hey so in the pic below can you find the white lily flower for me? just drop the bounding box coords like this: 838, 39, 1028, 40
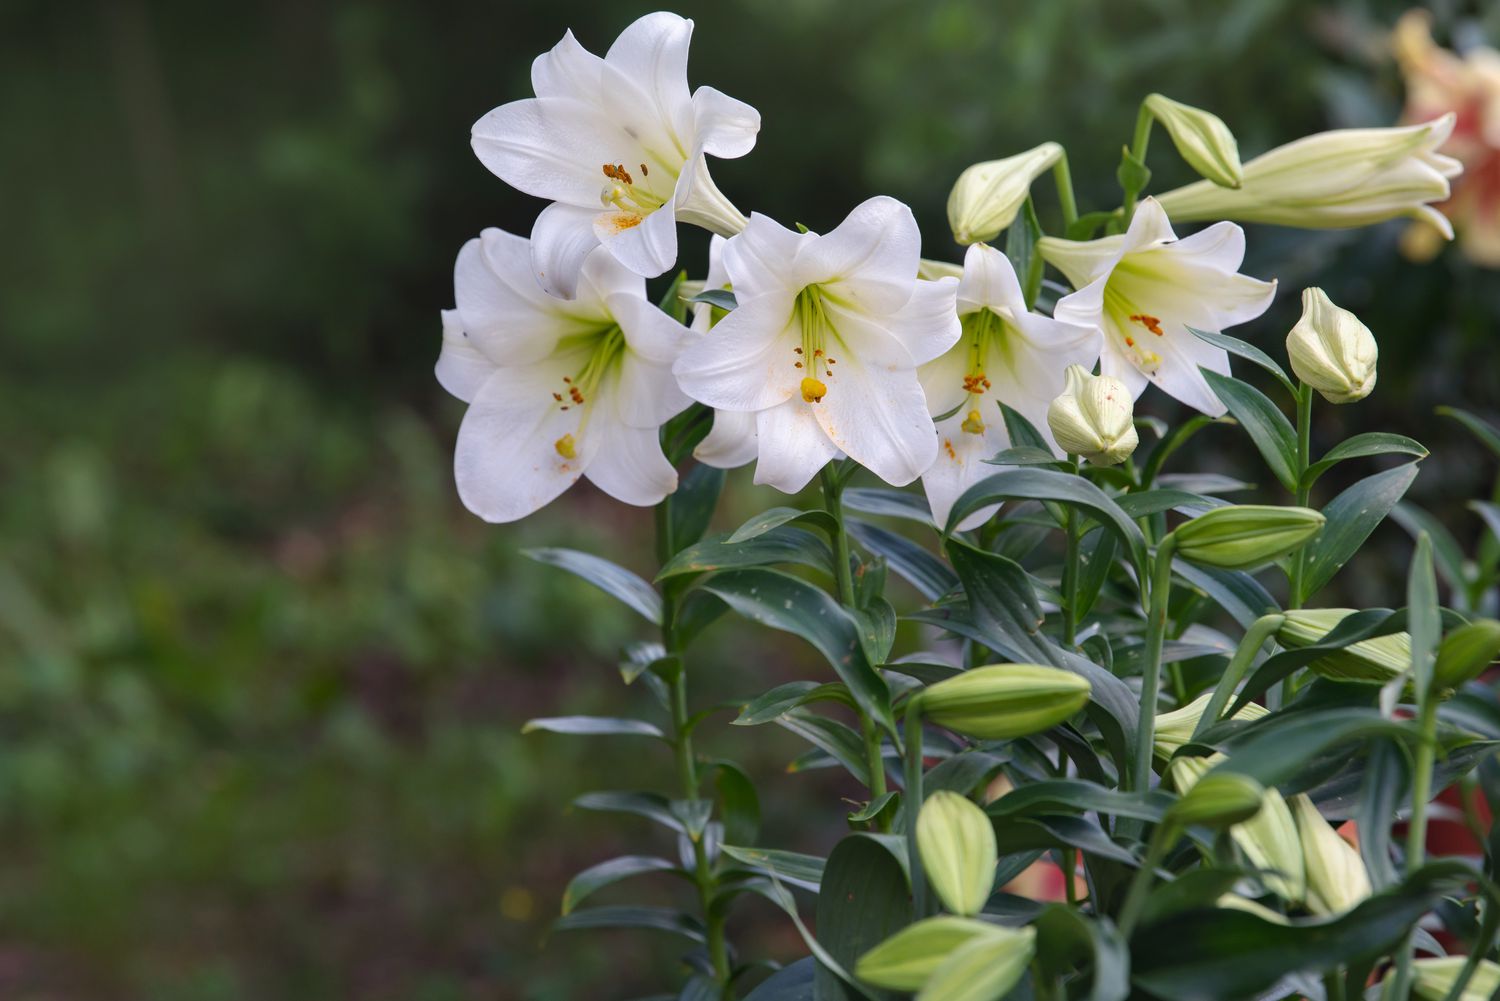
1039, 198, 1276, 415
471, 13, 760, 298
437, 229, 691, 522
1154, 115, 1462, 237
688, 235, 761, 470
673, 196, 961, 493
918, 244, 1100, 529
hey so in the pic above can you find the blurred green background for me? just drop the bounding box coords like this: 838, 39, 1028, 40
3, 0, 1498, 997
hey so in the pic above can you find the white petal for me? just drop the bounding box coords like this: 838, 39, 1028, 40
814, 355, 937, 487
613, 352, 692, 428
918, 343, 971, 419
435, 309, 496, 403
584, 421, 678, 507
887, 277, 962, 366
1118, 197, 1179, 254
470, 97, 617, 206
1145, 335, 1231, 416
924, 418, 1006, 531
691, 86, 760, 159
1161, 220, 1247, 273
673, 291, 799, 411
531, 203, 605, 300
453, 363, 594, 523
1052, 273, 1108, 333
531, 30, 604, 101
456, 229, 587, 363
956, 243, 1026, 316
595, 200, 678, 279
608, 291, 689, 366
695, 409, 758, 468
1038, 234, 1127, 290
986, 312, 1104, 453
798, 196, 922, 313
604, 12, 695, 146
723, 213, 813, 301
1097, 341, 1152, 402
753, 399, 840, 494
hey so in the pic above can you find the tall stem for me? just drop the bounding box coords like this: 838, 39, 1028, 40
904, 705, 928, 917
1120, 102, 1155, 220
1195, 614, 1285, 740
1062, 458, 1082, 647
1132, 536, 1177, 792
1052, 153, 1080, 229
1386, 697, 1440, 1000
1289, 383, 1314, 609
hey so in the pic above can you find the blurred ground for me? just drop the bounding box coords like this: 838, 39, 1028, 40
2, 1, 1498, 998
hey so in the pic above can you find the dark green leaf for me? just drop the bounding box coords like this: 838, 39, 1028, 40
702, 569, 893, 733
1006, 197, 1046, 308
1034, 905, 1130, 1001
848, 791, 899, 824
1212, 708, 1411, 789
666, 462, 726, 557
993, 814, 1139, 865
689, 288, 738, 311
728, 506, 839, 544
1409, 533, 1440, 699
1201, 369, 1298, 492
1300, 463, 1420, 600
523, 716, 665, 740
745, 957, 817, 1000
562, 856, 680, 914
1473, 501, 1500, 544
554, 905, 706, 943
721, 844, 826, 892
1438, 406, 1500, 458
574, 791, 685, 833
659, 528, 834, 580
1074, 527, 1118, 623
1302, 433, 1427, 492
842, 488, 935, 526
1392, 502, 1471, 599
1171, 562, 1279, 629
524, 547, 661, 625
983, 446, 1064, 467
1000, 401, 1052, 452
845, 519, 955, 601
734, 681, 852, 726
1115, 489, 1228, 519
814, 835, 911, 1000
1188, 327, 1294, 394
777, 709, 871, 786
987, 780, 1171, 822
710, 759, 761, 846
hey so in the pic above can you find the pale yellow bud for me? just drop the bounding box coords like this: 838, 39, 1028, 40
855, 917, 1021, 991
1400, 957, 1500, 1001
1153, 692, 1268, 759
1278, 608, 1411, 685
919, 664, 1092, 740
1170, 755, 1306, 902
915, 928, 1035, 1001
1286, 288, 1378, 403
1290, 794, 1370, 916
1145, 93, 1243, 188
1047, 364, 1138, 466
916, 791, 998, 917
947, 142, 1063, 245
1168, 769, 1265, 828
1170, 505, 1325, 571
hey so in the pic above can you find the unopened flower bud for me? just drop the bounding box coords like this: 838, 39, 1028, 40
1047, 365, 1138, 466
1399, 957, 1500, 1001
947, 142, 1063, 245
1291, 794, 1370, 916
919, 664, 1092, 740
916, 791, 997, 917
1145, 93, 1243, 189
1170, 505, 1325, 571
856, 916, 1016, 991
1434, 620, 1500, 690
1170, 755, 1305, 901
916, 928, 1035, 1001
1168, 769, 1265, 829
1287, 288, 1378, 404
1278, 608, 1411, 684
1153, 692, 1268, 758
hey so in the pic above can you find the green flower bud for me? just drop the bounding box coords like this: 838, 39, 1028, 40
1216, 893, 1292, 925
1278, 608, 1411, 684
1153, 692, 1268, 759
1145, 93, 1243, 189
1170, 756, 1304, 900
1400, 957, 1500, 1001
1168, 768, 1266, 829
1291, 794, 1370, 916
1170, 505, 1325, 571
919, 664, 1092, 740
856, 917, 1014, 991
915, 926, 1035, 1001
947, 142, 1063, 245
1434, 619, 1500, 690
1287, 288, 1378, 404
1047, 364, 1139, 466
916, 791, 997, 917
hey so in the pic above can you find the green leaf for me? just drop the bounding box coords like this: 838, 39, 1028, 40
1408, 533, 1440, 699
1074, 527, 1118, 623
573, 791, 685, 833
848, 791, 899, 825
843, 488, 935, 526
1115, 489, 1227, 519
1301, 433, 1427, 493
1201, 369, 1298, 492
523, 548, 661, 625
1299, 463, 1420, 600
561, 855, 680, 914
993, 814, 1139, 865
721, 844, 826, 892
1188, 327, 1294, 394
1006, 197, 1046, 309
1034, 905, 1129, 1001
657, 269, 689, 322
815, 835, 912, 1000
983, 445, 1064, 468
1438, 406, 1500, 458
776, 709, 871, 786
659, 528, 834, 580
1392, 502, 1471, 598
745, 957, 817, 1000
701, 568, 893, 733
1473, 501, 1500, 544
554, 905, 705, 943
847, 519, 957, 601
987, 780, 1171, 823
522, 716, 665, 740
709, 759, 761, 846
947, 468, 1147, 578
1211, 707, 1411, 789
689, 288, 738, 311
1000, 401, 1052, 452
734, 681, 853, 726
1171, 562, 1279, 629
1130, 862, 1477, 1001
728, 506, 839, 544
667, 463, 726, 557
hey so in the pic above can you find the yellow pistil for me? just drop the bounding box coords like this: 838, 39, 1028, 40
801, 377, 827, 403
554, 434, 577, 459
961, 409, 985, 434
792, 286, 837, 402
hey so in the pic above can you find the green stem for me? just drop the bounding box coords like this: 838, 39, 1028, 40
1062, 480, 1081, 647
1052, 153, 1079, 229
1195, 614, 1286, 740
1387, 696, 1440, 1001
1289, 382, 1314, 610
1063, 848, 1080, 907
904, 704, 929, 916
1118, 822, 1176, 937
1120, 102, 1155, 220
1132, 535, 1177, 792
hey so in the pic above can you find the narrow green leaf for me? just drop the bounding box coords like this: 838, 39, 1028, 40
847, 519, 957, 601
554, 905, 705, 943
1391, 502, 1471, 599
843, 488, 936, 526
1034, 905, 1130, 1001
667, 462, 726, 556
987, 779, 1171, 823
776, 709, 871, 786
523, 716, 665, 739
1409, 533, 1440, 699
659, 528, 834, 580
734, 681, 852, 726
573, 791, 684, 833
1301, 433, 1428, 493
744, 957, 818, 1000
1201, 369, 1298, 492
562, 856, 680, 914
1473, 501, 1500, 544
1189, 327, 1295, 394
721, 844, 826, 892
709, 759, 761, 846
999, 401, 1052, 452
727, 506, 839, 544
1006, 197, 1046, 309
1115, 489, 1228, 519
1437, 406, 1500, 458
689, 288, 738, 311
1171, 562, 1279, 629
983, 445, 1064, 467
523, 548, 661, 625
1300, 463, 1420, 599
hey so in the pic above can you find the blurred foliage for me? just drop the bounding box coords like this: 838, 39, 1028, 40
0, 0, 1497, 997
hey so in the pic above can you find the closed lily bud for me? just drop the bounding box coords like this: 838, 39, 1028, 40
1047, 364, 1138, 466
1434, 620, 1500, 690
1290, 794, 1370, 916
916, 928, 1035, 1001
1153, 692, 1268, 758
1145, 93, 1243, 188
1286, 288, 1378, 403
1170, 755, 1306, 902
1278, 608, 1412, 684
916, 791, 997, 917
1168, 769, 1265, 829
919, 664, 1092, 740
1170, 505, 1325, 571
1400, 957, 1500, 1001
856, 916, 1016, 991
947, 141, 1063, 245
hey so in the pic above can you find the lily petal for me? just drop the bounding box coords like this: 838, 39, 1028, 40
925, 417, 1006, 531
723, 213, 815, 301
888, 276, 962, 366
696, 409, 758, 469
798, 196, 923, 313
470, 97, 617, 207
753, 399, 840, 493
595, 197, 678, 279
584, 420, 679, 507
814, 353, 937, 487
435, 309, 496, 404
531, 203, 607, 300
531, 29, 604, 101
604, 12, 695, 147
691, 85, 761, 159
457, 228, 596, 362
673, 291, 799, 411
